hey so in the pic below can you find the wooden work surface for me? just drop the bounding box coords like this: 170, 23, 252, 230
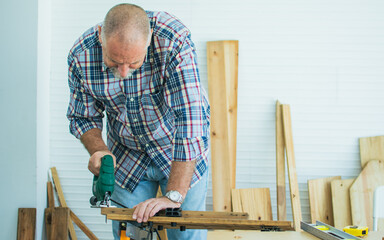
208, 230, 384, 240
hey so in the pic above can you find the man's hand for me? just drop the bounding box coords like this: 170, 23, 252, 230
132, 197, 181, 223
88, 150, 116, 176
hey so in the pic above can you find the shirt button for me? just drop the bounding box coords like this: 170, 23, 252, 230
133, 118, 138, 122
130, 98, 134, 102
139, 135, 142, 138
146, 144, 149, 147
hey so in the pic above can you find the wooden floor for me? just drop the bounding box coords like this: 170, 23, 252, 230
207, 230, 384, 240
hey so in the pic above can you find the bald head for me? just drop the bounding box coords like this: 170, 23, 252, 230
101, 4, 150, 46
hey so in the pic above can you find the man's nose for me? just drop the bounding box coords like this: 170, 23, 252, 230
118, 64, 130, 77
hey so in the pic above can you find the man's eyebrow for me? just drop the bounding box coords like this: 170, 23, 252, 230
106, 54, 141, 65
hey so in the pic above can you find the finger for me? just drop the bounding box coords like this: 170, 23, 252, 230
143, 201, 159, 222
135, 200, 151, 223
149, 203, 163, 218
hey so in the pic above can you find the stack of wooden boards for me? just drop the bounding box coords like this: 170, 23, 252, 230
46, 167, 98, 240
207, 41, 300, 231
307, 136, 384, 231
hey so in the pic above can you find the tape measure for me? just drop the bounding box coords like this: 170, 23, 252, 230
343, 226, 368, 237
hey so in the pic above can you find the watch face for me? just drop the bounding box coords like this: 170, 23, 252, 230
170, 191, 178, 200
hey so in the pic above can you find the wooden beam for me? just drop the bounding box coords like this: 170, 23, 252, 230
276, 101, 286, 221
17, 208, 36, 240
47, 181, 55, 208
50, 167, 77, 240
70, 211, 98, 240
281, 105, 302, 231
101, 208, 293, 231
207, 40, 239, 212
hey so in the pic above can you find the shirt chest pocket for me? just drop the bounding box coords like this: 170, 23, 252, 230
140, 88, 174, 135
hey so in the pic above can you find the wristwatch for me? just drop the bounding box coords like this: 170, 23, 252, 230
165, 190, 184, 204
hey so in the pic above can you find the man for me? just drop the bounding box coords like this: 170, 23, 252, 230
66, 3, 210, 240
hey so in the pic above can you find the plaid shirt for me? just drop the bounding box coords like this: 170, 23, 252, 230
67, 11, 210, 192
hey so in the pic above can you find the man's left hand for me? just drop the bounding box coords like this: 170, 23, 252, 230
132, 197, 181, 223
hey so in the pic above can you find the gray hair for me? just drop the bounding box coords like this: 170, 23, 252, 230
101, 3, 151, 46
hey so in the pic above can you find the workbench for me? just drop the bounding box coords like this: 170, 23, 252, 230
208, 230, 384, 240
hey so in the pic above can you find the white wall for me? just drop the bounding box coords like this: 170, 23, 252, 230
0, 0, 38, 239
49, 0, 384, 239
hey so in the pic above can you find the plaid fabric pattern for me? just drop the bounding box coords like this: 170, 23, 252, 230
67, 11, 210, 192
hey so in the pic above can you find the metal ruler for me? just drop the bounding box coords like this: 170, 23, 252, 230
301, 221, 362, 240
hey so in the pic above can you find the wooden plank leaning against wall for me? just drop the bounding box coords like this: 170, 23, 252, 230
207, 40, 239, 212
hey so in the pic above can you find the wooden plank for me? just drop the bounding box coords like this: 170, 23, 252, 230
237, 188, 273, 221
51, 167, 77, 240
350, 160, 384, 229
207, 40, 239, 212
70, 210, 98, 240
44, 208, 53, 240
17, 208, 36, 240
47, 181, 55, 208
331, 178, 355, 229
50, 207, 69, 240
281, 104, 302, 231
308, 176, 341, 225
231, 189, 243, 212
276, 100, 286, 221
103, 208, 248, 219
359, 136, 384, 168
101, 208, 293, 231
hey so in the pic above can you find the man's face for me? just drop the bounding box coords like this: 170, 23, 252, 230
100, 33, 148, 79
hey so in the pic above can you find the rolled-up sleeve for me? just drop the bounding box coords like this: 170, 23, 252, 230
165, 33, 208, 162
66, 53, 105, 139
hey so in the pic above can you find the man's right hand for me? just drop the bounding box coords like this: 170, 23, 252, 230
88, 150, 116, 176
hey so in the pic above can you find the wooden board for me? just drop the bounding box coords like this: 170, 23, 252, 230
17, 208, 36, 240
231, 189, 243, 213
207, 230, 384, 240
47, 181, 55, 208
281, 104, 302, 231
207, 40, 239, 212
231, 188, 272, 221
308, 176, 341, 225
49, 207, 69, 240
350, 160, 384, 229
276, 101, 286, 221
156, 186, 168, 240
331, 178, 355, 229
51, 167, 77, 240
359, 136, 384, 168
101, 208, 293, 231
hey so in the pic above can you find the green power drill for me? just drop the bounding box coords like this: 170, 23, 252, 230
89, 155, 115, 208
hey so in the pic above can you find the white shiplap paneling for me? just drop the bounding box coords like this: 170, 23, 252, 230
49, 0, 384, 238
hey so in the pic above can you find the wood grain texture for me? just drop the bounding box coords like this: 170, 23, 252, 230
276, 101, 286, 221
101, 208, 293, 231
207, 40, 239, 212
331, 178, 355, 229
308, 176, 341, 225
50, 167, 77, 240
359, 136, 384, 168
47, 181, 55, 208
17, 208, 36, 240
50, 207, 69, 240
231, 189, 243, 213
350, 160, 384, 229
281, 104, 302, 231
232, 188, 273, 221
